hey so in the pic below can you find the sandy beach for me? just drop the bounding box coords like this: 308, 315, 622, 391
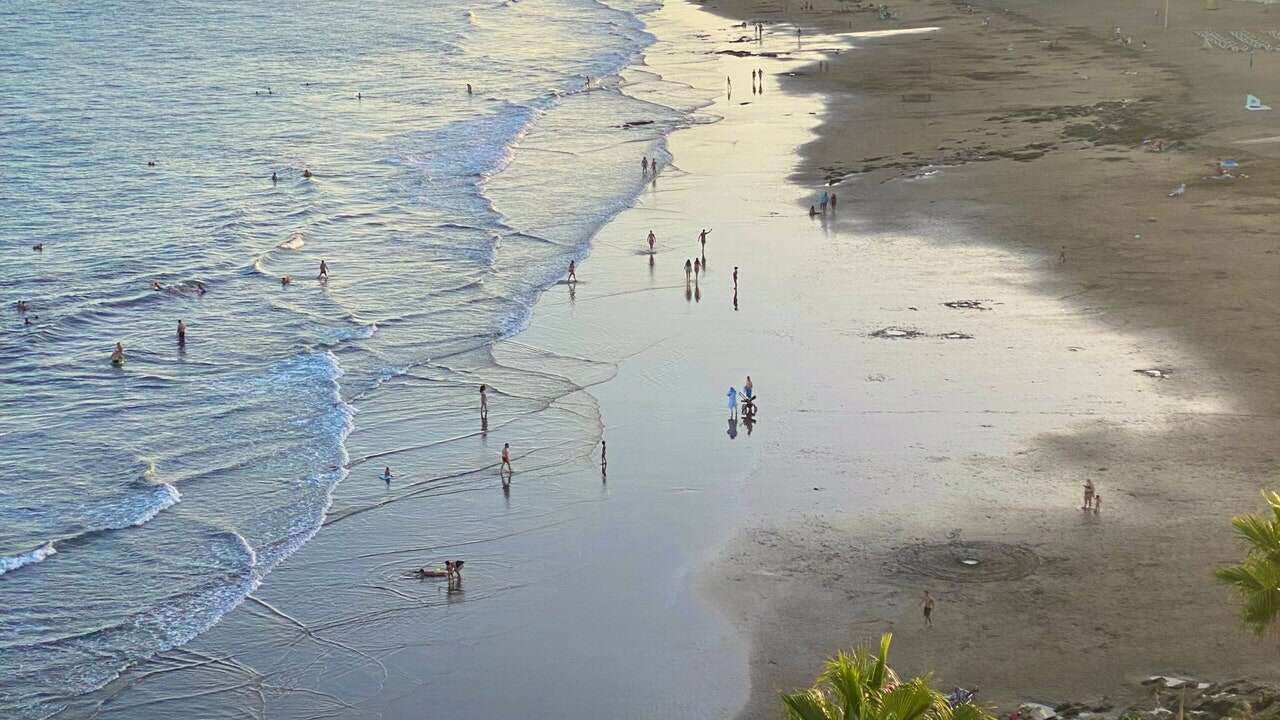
691, 0, 1280, 716
37, 0, 1280, 718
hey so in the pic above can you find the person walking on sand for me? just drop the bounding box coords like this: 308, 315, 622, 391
733, 266, 739, 290
694, 257, 701, 276
647, 230, 656, 253
727, 386, 739, 419
1082, 478, 1095, 510
318, 260, 328, 280
685, 259, 693, 281
743, 375, 753, 399
567, 260, 577, 283
177, 320, 186, 344
479, 384, 489, 421
1093, 494, 1102, 514
922, 591, 935, 626
699, 228, 710, 251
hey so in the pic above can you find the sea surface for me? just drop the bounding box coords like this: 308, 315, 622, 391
0, 0, 700, 714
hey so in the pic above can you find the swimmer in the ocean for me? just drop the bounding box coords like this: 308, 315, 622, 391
33, 244, 43, 252
303, 168, 313, 179
152, 281, 163, 291
281, 275, 292, 286
318, 260, 328, 279
16, 301, 28, 313
111, 342, 126, 365
177, 320, 186, 343
271, 172, 278, 184
194, 281, 207, 295
381, 466, 393, 482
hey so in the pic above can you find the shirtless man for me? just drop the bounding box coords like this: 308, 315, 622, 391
318, 260, 328, 280
922, 591, 935, 626
568, 260, 577, 283
501, 443, 512, 479
647, 230, 656, 253
480, 384, 489, 420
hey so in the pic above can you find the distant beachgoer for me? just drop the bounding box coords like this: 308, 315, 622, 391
923, 591, 935, 625
480, 384, 489, 420
15, 301, 28, 313
33, 243, 43, 252
467, 83, 473, 95
744, 375, 753, 399
177, 320, 186, 343
641, 156, 648, 175
318, 260, 328, 279
727, 386, 739, 418
809, 205, 817, 217
152, 281, 162, 291
381, 466, 393, 482
647, 230, 656, 252
111, 342, 126, 366
357, 92, 362, 100
414, 567, 448, 578
303, 168, 312, 179
271, 172, 278, 183
501, 443, 512, 475
733, 290, 738, 311
1093, 494, 1102, 514
1083, 479, 1095, 510
194, 281, 207, 296
820, 191, 829, 212
601, 440, 607, 475
449, 560, 465, 588
694, 258, 701, 276
685, 259, 693, 280
733, 266, 738, 289
281, 275, 292, 286
699, 228, 710, 250
830, 194, 837, 210
568, 260, 577, 283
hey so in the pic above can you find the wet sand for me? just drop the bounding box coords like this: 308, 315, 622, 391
692, 0, 1280, 716
51, 1, 1280, 718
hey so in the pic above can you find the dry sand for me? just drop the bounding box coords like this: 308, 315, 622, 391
692, 0, 1280, 716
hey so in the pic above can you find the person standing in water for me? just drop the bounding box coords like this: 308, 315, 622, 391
382, 466, 393, 483
479, 384, 489, 421
271, 172, 278, 184
177, 320, 186, 344
922, 591, 935, 626
501, 443, 512, 476
685, 259, 693, 281
568, 260, 577, 283
694, 258, 701, 277
699, 228, 710, 252
466, 83, 473, 95
111, 342, 126, 366
318, 260, 328, 280
647, 230, 656, 253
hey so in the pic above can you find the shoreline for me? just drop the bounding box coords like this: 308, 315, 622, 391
29, 0, 1280, 717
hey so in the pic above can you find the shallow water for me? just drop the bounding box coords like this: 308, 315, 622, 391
0, 0, 703, 714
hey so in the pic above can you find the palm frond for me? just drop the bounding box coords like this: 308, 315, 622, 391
783, 688, 839, 720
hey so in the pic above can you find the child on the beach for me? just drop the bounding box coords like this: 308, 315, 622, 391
1093, 494, 1102, 514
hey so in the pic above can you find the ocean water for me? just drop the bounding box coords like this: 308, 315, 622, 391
0, 0, 700, 714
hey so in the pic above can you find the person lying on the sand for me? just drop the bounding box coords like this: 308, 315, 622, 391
413, 567, 449, 578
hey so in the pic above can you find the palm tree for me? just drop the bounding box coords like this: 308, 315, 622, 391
1215, 491, 1280, 636
781, 634, 994, 720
